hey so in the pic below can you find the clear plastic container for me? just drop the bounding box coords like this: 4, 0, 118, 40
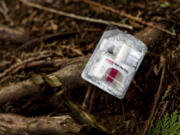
81, 28, 147, 99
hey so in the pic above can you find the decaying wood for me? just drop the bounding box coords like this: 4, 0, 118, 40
0, 80, 40, 105
0, 56, 88, 105
0, 26, 29, 43
51, 56, 89, 90
0, 24, 167, 105
0, 24, 168, 134
135, 26, 163, 48
65, 100, 110, 133
0, 114, 83, 135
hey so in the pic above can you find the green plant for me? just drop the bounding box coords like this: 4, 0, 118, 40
147, 110, 180, 135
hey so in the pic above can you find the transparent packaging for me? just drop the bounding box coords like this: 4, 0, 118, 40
81, 28, 147, 99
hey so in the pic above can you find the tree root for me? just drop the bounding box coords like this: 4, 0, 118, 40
0, 114, 83, 135
0, 25, 29, 43
0, 56, 89, 105
0, 24, 169, 134
0, 22, 167, 104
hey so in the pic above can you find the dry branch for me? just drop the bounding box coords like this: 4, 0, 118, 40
142, 56, 166, 135
0, 24, 168, 133
0, 56, 88, 105
0, 114, 82, 135
0, 60, 10, 72
0, 24, 167, 105
16, 32, 76, 52
0, 80, 39, 105
0, 25, 29, 43
83, 0, 176, 36
19, 0, 133, 30
0, 1, 13, 24
0, 52, 53, 80
65, 100, 110, 133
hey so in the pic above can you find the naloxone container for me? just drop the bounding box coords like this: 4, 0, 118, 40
81, 29, 147, 99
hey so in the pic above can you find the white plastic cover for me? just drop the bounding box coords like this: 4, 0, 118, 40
81, 29, 147, 99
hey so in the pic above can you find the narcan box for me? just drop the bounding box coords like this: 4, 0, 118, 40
81, 29, 147, 99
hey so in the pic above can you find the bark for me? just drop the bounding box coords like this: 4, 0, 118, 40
0, 80, 40, 104
0, 60, 10, 72
65, 100, 110, 133
52, 56, 89, 90
135, 25, 163, 48
0, 56, 88, 105
0, 26, 30, 43
0, 114, 82, 135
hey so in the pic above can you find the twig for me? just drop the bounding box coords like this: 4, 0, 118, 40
83, 0, 176, 36
82, 85, 92, 109
0, 24, 164, 118
0, 56, 88, 105
0, 24, 164, 110
58, 45, 84, 56
0, 61, 10, 72
132, 80, 144, 94
142, 56, 166, 135
16, 32, 76, 52
19, 0, 132, 30
121, 101, 125, 121
0, 0, 13, 24
151, 85, 172, 127
0, 51, 68, 84
88, 87, 96, 112
0, 52, 52, 80
65, 100, 110, 133
0, 25, 30, 43
158, 101, 169, 118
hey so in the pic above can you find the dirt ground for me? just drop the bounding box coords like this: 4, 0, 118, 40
0, 0, 179, 135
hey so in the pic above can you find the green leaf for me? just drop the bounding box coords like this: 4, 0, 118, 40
147, 110, 180, 135
51, 41, 58, 46
160, 1, 170, 8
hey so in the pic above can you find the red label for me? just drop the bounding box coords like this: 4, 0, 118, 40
106, 58, 114, 64
107, 68, 118, 82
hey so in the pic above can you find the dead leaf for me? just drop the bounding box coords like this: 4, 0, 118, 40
50, 20, 58, 31
153, 65, 159, 76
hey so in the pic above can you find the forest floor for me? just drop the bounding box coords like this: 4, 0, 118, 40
0, 0, 179, 135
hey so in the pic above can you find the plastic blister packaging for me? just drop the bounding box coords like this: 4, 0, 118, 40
81, 28, 147, 99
